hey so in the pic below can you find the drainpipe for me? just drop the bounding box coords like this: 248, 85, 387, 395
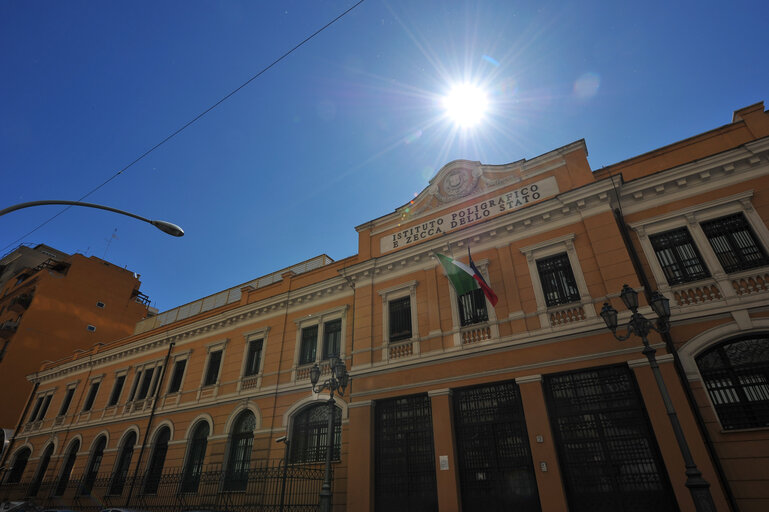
0, 380, 38, 483
612, 206, 739, 512
124, 341, 174, 506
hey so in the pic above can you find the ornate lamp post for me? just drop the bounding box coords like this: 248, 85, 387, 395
600, 285, 716, 512
309, 357, 348, 512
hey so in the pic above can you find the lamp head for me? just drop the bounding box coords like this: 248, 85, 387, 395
620, 284, 639, 311
600, 302, 619, 332
309, 363, 321, 387
151, 220, 185, 237
649, 291, 671, 320
336, 360, 348, 392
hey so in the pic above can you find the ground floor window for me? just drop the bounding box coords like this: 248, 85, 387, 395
544, 365, 676, 512
290, 402, 341, 463
453, 381, 540, 512
374, 394, 437, 512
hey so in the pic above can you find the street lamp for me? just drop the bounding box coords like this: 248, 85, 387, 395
0, 200, 184, 236
600, 285, 716, 512
276, 435, 290, 512
309, 357, 348, 512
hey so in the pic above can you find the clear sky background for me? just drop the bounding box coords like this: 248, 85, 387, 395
2, 0, 768, 313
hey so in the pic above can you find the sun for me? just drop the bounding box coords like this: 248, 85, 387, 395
442, 83, 489, 128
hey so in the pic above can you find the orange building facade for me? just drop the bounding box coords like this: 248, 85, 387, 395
0, 246, 153, 457
2, 102, 769, 512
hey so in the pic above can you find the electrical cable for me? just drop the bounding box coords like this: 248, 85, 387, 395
2, 0, 366, 252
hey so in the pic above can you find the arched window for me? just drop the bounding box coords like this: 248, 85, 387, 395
108, 432, 137, 496
28, 444, 54, 496
7, 447, 31, 484
696, 334, 769, 430
290, 403, 342, 464
54, 439, 80, 496
224, 411, 255, 491
143, 427, 170, 495
181, 421, 209, 493
80, 436, 106, 495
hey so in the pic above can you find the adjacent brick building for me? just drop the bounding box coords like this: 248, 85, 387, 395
2, 102, 769, 512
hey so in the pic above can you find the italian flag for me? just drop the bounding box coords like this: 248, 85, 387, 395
436, 251, 499, 307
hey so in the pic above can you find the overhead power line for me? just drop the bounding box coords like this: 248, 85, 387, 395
2, 0, 366, 252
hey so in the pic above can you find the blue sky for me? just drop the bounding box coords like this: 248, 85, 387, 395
2, 0, 768, 312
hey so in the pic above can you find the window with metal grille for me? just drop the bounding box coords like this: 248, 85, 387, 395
224, 411, 255, 491
7, 447, 30, 484
649, 227, 710, 284
459, 288, 488, 326
108, 375, 126, 406
544, 365, 676, 512
59, 386, 75, 416
453, 381, 540, 512
388, 296, 412, 342
204, 350, 222, 387
181, 421, 209, 493
299, 325, 318, 365
143, 427, 170, 494
536, 253, 580, 307
82, 381, 100, 411
168, 359, 187, 393
244, 339, 263, 376
28, 444, 53, 496
54, 439, 79, 496
323, 319, 342, 359
701, 213, 769, 272
696, 335, 769, 430
80, 436, 106, 495
375, 394, 438, 512
290, 403, 342, 463
109, 432, 136, 495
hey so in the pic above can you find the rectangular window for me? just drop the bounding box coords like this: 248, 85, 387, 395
701, 213, 769, 273
128, 370, 142, 401
204, 350, 222, 386
536, 253, 580, 307
168, 359, 187, 393
244, 339, 263, 376
82, 381, 100, 412
108, 375, 126, 406
322, 319, 342, 359
38, 394, 53, 420
388, 296, 412, 342
136, 367, 155, 400
148, 365, 163, 397
59, 387, 75, 416
650, 228, 710, 284
28, 397, 43, 423
299, 325, 318, 365
458, 288, 488, 326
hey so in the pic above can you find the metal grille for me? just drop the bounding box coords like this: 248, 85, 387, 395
458, 288, 488, 326
7, 448, 30, 484
54, 440, 80, 496
388, 296, 412, 341
536, 253, 580, 307
144, 428, 171, 494
650, 228, 710, 284
696, 335, 769, 429
375, 394, 438, 512
80, 436, 106, 495
701, 213, 769, 273
180, 422, 209, 493
289, 403, 342, 463
453, 381, 540, 512
28, 444, 53, 496
224, 411, 256, 491
544, 365, 677, 512
109, 432, 136, 495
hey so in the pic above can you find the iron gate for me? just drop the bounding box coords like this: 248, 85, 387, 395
374, 394, 438, 512
544, 365, 677, 512
453, 381, 540, 512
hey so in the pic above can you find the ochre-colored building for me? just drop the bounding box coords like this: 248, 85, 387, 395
2, 102, 769, 512
0, 246, 153, 456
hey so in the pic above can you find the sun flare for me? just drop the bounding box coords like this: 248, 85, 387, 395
442, 84, 489, 128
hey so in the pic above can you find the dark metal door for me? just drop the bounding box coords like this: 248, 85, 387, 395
375, 394, 438, 512
453, 381, 541, 512
544, 365, 678, 512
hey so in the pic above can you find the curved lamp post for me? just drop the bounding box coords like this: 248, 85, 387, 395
600, 285, 716, 512
0, 200, 184, 237
309, 357, 348, 512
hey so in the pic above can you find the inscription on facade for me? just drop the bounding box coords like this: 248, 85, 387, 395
380, 176, 559, 253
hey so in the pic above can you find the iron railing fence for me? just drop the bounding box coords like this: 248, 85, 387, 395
0, 462, 328, 512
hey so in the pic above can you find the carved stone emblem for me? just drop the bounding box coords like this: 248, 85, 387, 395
436, 167, 479, 203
